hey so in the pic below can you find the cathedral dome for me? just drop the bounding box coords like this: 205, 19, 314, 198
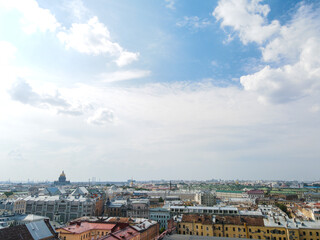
59, 171, 66, 182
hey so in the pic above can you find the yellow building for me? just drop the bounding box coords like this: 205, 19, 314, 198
177, 214, 320, 240
177, 215, 214, 237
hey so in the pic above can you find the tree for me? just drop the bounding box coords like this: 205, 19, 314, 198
275, 203, 292, 218
159, 227, 166, 234
159, 197, 164, 203
4, 192, 13, 197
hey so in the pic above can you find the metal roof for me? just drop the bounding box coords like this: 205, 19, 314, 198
26, 220, 54, 240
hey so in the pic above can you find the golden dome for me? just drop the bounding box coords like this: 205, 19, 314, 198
60, 171, 66, 177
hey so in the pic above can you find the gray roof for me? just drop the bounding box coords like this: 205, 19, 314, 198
26, 220, 54, 240
71, 187, 89, 196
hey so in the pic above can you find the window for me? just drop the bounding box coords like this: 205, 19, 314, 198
249, 229, 252, 232
233, 227, 235, 231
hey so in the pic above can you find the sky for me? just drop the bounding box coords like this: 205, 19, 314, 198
0, 0, 320, 182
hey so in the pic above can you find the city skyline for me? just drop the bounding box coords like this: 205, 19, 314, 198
0, 0, 320, 181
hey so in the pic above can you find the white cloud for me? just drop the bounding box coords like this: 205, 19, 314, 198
240, 5, 320, 103
1, 78, 320, 180
261, 4, 320, 63
8, 149, 24, 162
100, 70, 151, 83
8, 78, 86, 116
164, 0, 175, 10
213, 0, 280, 44
214, 1, 320, 104
310, 105, 320, 113
176, 16, 211, 30
115, 51, 140, 67
63, 0, 88, 21
87, 109, 115, 125
0, 0, 60, 34
57, 17, 139, 67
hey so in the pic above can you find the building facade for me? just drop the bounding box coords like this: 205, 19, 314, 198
25, 196, 96, 223
105, 199, 128, 217
0, 198, 26, 215
127, 199, 150, 219
149, 208, 171, 230
195, 192, 217, 206
177, 214, 320, 240
57, 221, 123, 240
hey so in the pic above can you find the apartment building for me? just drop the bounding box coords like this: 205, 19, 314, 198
57, 221, 123, 240
177, 214, 320, 240
0, 198, 26, 214
170, 206, 239, 216
149, 207, 171, 229
105, 199, 128, 217
25, 195, 96, 223
195, 192, 217, 206
127, 199, 150, 219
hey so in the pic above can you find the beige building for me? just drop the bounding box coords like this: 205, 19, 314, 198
0, 198, 26, 214
14, 198, 26, 214
195, 192, 216, 206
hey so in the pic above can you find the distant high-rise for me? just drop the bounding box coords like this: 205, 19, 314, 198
54, 171, 70, 185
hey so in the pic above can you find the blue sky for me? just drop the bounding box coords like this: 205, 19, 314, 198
0, 0, 320, 181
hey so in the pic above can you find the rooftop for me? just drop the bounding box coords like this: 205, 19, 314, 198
181, 215, 213, 225
214, 215, 264, 227
101, 226, 139, 240
58, 222, 117, 234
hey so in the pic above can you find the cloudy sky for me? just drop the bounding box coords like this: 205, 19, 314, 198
0, 0, 320, 182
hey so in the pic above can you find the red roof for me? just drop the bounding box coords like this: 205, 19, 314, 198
100, 226, 139, 240
247, 190, 264, 194
60, 222, 117, 234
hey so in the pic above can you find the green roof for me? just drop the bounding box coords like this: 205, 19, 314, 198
216, 190, 243, 193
